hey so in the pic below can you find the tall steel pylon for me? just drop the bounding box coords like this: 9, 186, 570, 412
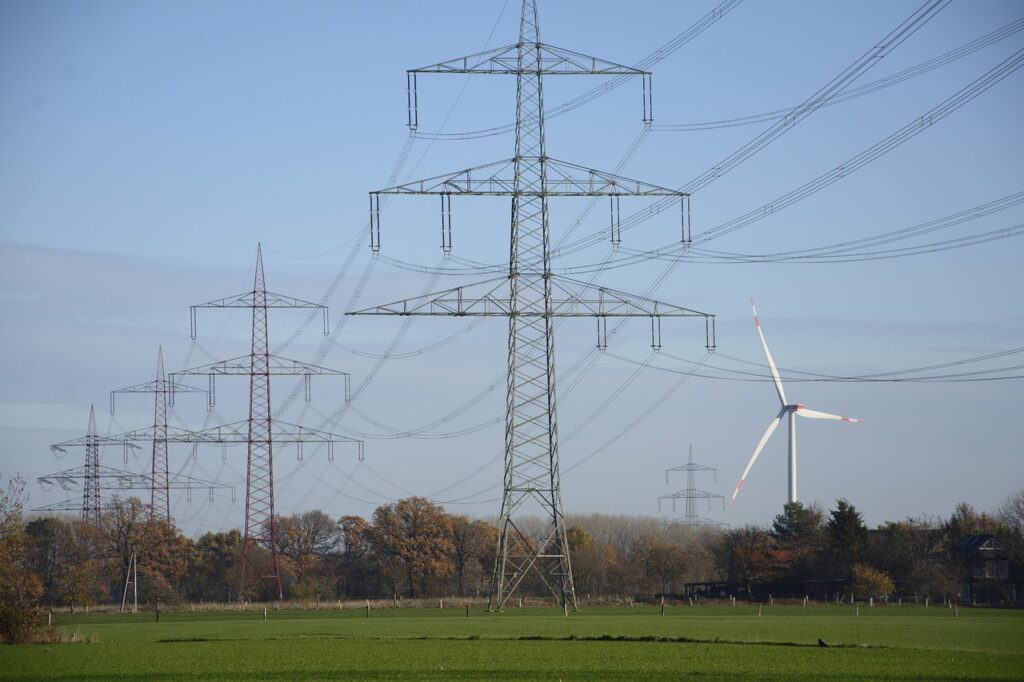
352, 0, 714, 611
42, 401, 232, 523
659, 444, 724, 527
48, 405, 134, 526
110, 347, 206, 522
245, 245, 275, 598
82, 406, 101, 526
189, 244, 358, 601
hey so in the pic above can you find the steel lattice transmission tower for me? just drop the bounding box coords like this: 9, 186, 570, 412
81, 406, 101, 525
189, 244, 358, 601
41, 405, 231, 522
659, 444, 724, 526
110, 347, 206, 522
47, 405, 134, 525
352, 0, 714, 611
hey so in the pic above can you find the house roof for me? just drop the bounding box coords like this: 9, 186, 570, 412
953, 534, 1006, 556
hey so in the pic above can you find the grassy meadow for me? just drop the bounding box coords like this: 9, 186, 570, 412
4, 604, 1023, 680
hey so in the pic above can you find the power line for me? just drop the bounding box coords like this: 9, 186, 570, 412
551, 48, 1024, 273
410, 0, 744, 141
605, 345, 1024, 383
548, 0, 952, 259
650, 18, 1024, 132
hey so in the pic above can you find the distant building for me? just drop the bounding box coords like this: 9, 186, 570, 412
952, 534, 1018, 603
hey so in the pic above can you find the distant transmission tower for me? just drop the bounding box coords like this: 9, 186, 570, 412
188, 244, 359, 601
658, 444, 724, 526
109, 347, 206, 522
352, 0, 714, 611
50, 406, 116, 526
40, 405, 231, 522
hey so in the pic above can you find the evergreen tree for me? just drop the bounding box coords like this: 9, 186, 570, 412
770, 502, 824, 587
826, 498, 868, 574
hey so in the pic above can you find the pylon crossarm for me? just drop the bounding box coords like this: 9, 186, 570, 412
37, 465, 230, 492
410, 44, 519, 74
550, 275, 712, 317
191, 291, 328, 338
372, 158, 682, 197
31, 496, 133, 513
660, 490, 722, 501
50, 436, 140, 451
193, 290, 325, 310
115, 425, 219, 444
348, 276, 509, 316
410, 42, 646, 76
38, 465, 141, 490
666, 463, 716, 474
110, 379, 205, 412
349, 274, 714, 318
194, 420, 363, 452
545, 159, 686, 196
173, 353, 349, 378
374, 159, 515, 195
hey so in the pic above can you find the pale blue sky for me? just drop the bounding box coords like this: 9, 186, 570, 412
1, 0, 1022, 535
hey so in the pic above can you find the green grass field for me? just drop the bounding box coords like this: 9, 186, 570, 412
5, 605, 1023, 680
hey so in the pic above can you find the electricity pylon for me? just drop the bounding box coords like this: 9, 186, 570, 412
351, 0, 714, 611
41, 405, 231, 522
658, 444, 724, 526
109, 347, 207, 522
46, 406, 134, 525
188, 244, 359, 601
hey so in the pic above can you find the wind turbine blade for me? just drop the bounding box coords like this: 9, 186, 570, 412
730, 408, 786, 505
751, 299, 787, 406
796, 406, 863, 422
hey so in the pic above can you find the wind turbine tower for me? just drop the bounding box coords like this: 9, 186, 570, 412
731, 300, 863, 505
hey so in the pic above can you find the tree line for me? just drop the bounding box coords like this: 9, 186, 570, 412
2, 472, 1022, 642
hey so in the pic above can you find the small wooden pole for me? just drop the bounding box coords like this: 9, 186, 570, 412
263, 607, 267, 621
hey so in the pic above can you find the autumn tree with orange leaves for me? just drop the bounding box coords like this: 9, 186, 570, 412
371, 497, 453, 598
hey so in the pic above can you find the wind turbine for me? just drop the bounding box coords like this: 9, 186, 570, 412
731, 300, 862, 505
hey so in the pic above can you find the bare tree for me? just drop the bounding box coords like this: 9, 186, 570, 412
996, 490, 1024, 535
449, 515, 496, 597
